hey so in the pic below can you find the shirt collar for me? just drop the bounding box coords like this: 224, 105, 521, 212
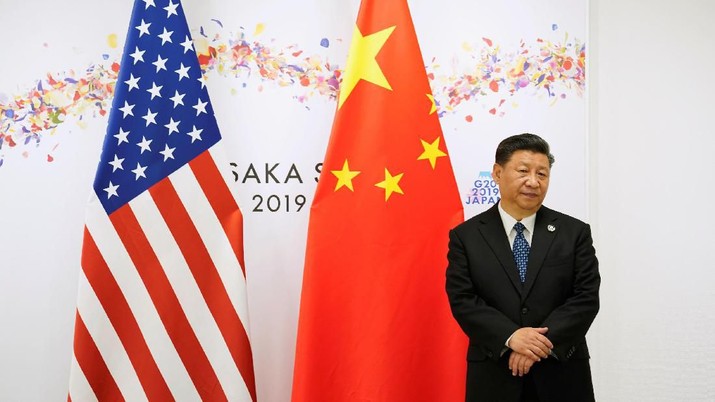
497, 202, 536, 236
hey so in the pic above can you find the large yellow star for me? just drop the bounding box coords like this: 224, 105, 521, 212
375, 168, 404, 201
338, 25, 396, 109
417, 137, 447, 169
331, 159, 361, 191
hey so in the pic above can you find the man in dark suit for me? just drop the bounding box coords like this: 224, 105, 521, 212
446, 133, 600, 402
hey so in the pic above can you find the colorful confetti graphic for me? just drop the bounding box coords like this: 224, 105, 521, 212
432, 34, 585, 119
0, 21, 585, 167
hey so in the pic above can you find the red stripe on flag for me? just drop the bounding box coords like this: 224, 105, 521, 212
81, 228, 174, 401
72, 311, 124, 402
110, 204, 226, 401
149, 176, 256, 402
189, 151, 257, 400
190, 151, 246, 274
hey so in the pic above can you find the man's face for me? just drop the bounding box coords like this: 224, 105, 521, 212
492, 150, 551, 219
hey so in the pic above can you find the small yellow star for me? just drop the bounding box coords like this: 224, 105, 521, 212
338, 24, 396, 109
331, 159, 361, 191
375, 168, 404, 201
426, 94, 437, 115
417, 137, 447, 169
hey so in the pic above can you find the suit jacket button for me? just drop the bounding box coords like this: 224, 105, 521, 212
521, 307, 528, 315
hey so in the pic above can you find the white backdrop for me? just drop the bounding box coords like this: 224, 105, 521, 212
17, 1, 713, 401
589, 0, 715, 400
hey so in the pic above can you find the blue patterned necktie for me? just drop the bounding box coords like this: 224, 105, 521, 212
513, 222, 530, 283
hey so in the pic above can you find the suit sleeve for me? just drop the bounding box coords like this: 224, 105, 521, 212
541, 223, 601, 360
445, 228, 519, 361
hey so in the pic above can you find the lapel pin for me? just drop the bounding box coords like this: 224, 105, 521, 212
547, 224, 556, 232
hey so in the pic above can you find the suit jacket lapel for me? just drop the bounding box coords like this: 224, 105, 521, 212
522, 206, 558, 300
478, 204, 523, 293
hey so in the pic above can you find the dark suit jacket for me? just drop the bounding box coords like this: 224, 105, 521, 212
446, 204, 600, 402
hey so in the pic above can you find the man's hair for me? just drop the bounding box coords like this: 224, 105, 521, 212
495, 133, 555, 167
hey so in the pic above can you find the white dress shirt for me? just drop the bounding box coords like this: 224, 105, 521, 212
497, 202, 536, 247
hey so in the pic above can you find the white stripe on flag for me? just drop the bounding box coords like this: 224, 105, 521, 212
129, 190, 246, 399
85, 199, 199, 400
170, 162, 251, 332
76, 270, 147, 402
68, 354, 99, 402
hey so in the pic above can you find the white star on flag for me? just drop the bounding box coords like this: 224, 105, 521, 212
103, 181, 119, 198
142, 108, 158, 126
147, 82, 163, 99
193, 98, 208, 116
187, 125, 203, 143
164, 1, 179, 17
119, 101, 135, 117
114, 128, 130, 145
137, 136, 153, 153
125, 74, 141, 91
160, 144, 176, 161
108, 155, 125, 172
180, 35, 193, 53
170, 90, 185, 107
135, 19, 151, 36
158, 27, 174, 45
165, 117, 180, 134
175, 62, 190, 80
129, 46, 145, 64
131, 162, 148, 179
153, 54, 168, 72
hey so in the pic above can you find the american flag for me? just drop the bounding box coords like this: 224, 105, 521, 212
68, 1, 256, 401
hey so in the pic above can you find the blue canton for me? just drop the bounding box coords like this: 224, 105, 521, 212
513, 222, 530, 283
94, 0, 221, 214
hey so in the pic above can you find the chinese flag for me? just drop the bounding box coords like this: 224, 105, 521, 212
292, 0, 467, 401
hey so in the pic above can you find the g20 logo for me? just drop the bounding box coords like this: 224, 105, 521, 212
465, 171, 500, 205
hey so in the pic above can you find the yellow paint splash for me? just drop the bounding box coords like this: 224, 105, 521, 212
107, 33, 118, 48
